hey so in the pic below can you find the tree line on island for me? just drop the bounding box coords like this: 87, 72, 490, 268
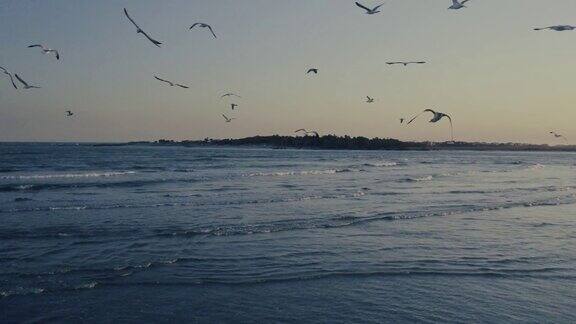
146, 135, 576, 152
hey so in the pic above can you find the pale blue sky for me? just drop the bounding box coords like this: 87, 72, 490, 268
1, 0, 576, 143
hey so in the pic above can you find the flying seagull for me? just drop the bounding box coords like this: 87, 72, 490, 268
124, 8, 162, 47
295, 129, 320, 137
366, 96, 375, 103
66, 110, 74, 117
407, 109, 454, 141
386, 61, 426, 66
28, 44, 60, 60
14, 74, 41, 89
355, 2, 384, 15
154, 76, 189, 88
231, 103, 239, 110
189, 23, 217, 39
448, 0, 471, 10
0, 66, 18, 89
550, 132, 567, 141
307, 68, 318, 74
222, 114, 235, 123
534, 25, 576, 31
221, 93, 242, 99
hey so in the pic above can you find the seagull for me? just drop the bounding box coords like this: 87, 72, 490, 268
407, 109, 454, 141
534, 25, 576, 31
366, 96, 375, 103
231, 103, 239, 110
154, 76, 189, 88
307, 68, 318, 74
295, 129, 320, 137
0, 66, 18, 89
448, 0, 470, 10
550, 132, 567, 141
66, 110, 74, 117
27, 44, 60, 60
14, 74, 41, 89
221, 93, 242, 99
222, 114, 235, 123
386, 61, 426, 66
355, 2, 384, 15
189, 23, 217, 39
124, 8, 162, 47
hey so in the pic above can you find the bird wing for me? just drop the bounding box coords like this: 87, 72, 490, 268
461, 0, 470, 4
1, 67, 18, 89
189, 23, 201, 29
373, 4, 384, 10
207, 25, 217, 38
141, 30, 162, 47
386, 62, 401, 65
7, 73, 18, 89
176, 84, 189, 89
154, 76, 172, 85
355, 2, 371, 11
452, 0, 460, 5
222, 114, 230, 121
295, 129, 307, 133
28, 44, 45, 49
407, 109, 434, 125
443, 114, 454, 141
53, 50, 60, 60
14, 74, 29, 87
154, 76, 168, 82
123, 8, 141, 30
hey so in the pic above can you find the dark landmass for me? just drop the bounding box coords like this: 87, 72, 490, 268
92, 135, 576, 152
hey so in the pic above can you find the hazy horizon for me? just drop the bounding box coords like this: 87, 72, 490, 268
1, 0, 575, 144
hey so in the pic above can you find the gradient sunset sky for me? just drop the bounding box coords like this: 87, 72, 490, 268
1, 0, 575, 143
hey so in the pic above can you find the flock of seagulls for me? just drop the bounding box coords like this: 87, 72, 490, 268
0, 1, 571, 142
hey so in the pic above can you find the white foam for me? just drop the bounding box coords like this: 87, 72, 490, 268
246, 169, 353, 177
1, 171, 136, 180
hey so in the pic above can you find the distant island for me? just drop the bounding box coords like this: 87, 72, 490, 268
96, 135, 576, 152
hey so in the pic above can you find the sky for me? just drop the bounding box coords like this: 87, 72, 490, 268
1, 0, 576, 143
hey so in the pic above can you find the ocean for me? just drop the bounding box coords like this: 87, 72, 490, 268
1, 143, 575, 323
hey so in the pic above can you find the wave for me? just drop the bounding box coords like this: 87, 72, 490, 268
0, 171, 136, 180
14, 197, 33, 202
152, 193, 576, 238
400, 176, 434, 182
0, 178, 198, 193
246, 168, 357, 177
1, 193, 363, 215
95, 267, 575, 289
363, 161, 398, 168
